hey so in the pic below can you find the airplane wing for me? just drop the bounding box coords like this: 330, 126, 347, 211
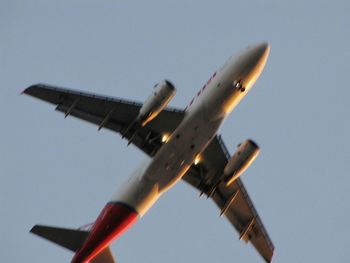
23, 84, 185, 156
182, 136, 274, 262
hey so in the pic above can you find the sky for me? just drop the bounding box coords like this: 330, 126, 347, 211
1, 1, 350, 262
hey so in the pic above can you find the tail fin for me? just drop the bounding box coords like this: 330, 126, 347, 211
30, 225, 116, 263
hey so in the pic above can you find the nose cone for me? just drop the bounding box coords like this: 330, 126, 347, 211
252, 42, 270, 58
238, 42, 270, 88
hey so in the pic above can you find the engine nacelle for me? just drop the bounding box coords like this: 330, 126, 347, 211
138, 80, 176, 127
223, 139, 260, 186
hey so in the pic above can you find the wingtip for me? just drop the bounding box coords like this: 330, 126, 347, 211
21, 84, 36, 95
29, 225, 38, 234
21, 83, 44, 95
21, 88, 29, 95
265, 250, 274, 263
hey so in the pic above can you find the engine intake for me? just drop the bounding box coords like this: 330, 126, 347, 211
138, 80, 176, 127
223, 139, 260, 186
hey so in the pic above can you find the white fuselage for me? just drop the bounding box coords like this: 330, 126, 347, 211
112, 43, 270, 216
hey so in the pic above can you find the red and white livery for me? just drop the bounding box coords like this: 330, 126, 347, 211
24, 43, 274, 263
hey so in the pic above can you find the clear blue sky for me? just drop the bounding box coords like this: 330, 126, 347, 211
1, 1, 349, 262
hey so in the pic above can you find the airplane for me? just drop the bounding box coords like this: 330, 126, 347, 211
23, 42, 274, 263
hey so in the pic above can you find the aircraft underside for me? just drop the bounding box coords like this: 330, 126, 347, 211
25, 42, 274, 263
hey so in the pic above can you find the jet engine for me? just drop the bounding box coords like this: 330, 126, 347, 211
223, 139, 260, 186
137, 80, 176, 127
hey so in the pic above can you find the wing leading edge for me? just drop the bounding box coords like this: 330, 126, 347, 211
183, 136, 274, 262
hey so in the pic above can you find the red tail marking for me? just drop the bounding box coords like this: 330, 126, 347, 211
71, 202, 138, 263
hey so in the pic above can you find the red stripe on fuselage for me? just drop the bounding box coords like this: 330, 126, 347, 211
71, 202, 138, 263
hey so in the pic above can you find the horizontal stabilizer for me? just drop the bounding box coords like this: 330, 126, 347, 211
30, 225, 89, 252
